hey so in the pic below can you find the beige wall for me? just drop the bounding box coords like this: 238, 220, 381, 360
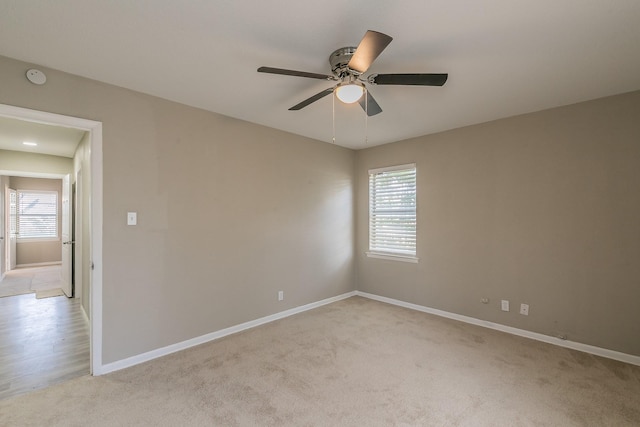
3, 51, 637, 365
0, 55, 355, 364
0, 148, 72, 175
356, 90, 640, 357
9, 176, 63, 266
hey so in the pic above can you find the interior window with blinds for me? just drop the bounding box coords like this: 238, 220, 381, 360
368, 164, 417, 261
17, 190, 58, 239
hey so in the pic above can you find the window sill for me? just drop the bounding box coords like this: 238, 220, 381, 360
17, 238, 60, 243
366, 252, 419, 263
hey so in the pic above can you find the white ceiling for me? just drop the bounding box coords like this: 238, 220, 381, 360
1, 1, 639, 149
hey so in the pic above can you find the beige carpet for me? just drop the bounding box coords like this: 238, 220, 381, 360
1, 296, 639, 426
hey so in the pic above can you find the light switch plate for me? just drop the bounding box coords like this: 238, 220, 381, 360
127, 212, 137, 226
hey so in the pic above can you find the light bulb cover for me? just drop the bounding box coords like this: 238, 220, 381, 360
335, 83, 365, 104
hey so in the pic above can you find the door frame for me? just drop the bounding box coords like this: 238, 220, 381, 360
0, 103, 103, 375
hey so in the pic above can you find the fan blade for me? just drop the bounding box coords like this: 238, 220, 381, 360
347, 30, 393, 74
258, 66, 334, 80
289, 88, 335, 110
371, 73, 448, 86
358, 90, 383, 116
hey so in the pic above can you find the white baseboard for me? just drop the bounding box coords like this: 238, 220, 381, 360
96, 289, 639, 375
15, 262, 62, 268
97, 291, 357, 375
81, 304, 89, 325
356, 291, 640, 367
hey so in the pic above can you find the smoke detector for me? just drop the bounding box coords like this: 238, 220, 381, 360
26, 69, 47, 85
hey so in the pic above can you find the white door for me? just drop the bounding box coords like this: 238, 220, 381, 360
74, 169, 83, 300
0, 182, 4, 277
9, 189, 17, 270
61, 174, 72, 297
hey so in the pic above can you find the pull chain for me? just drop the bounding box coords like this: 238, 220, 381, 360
365, 88, 368, 145
332, 92, 336, 144
332, 88, 369, 145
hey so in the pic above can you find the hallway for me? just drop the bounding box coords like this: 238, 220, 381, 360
0, 287, 89, 400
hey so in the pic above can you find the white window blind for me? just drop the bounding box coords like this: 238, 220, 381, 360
17, 190, 58, 239
369, 164, 416, 257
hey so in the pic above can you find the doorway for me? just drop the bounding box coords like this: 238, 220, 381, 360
3, 177, 68, 286
0, 103, 103, 378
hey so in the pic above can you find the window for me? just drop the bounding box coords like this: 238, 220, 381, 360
17, 190, 58, 240
368, 164, 417, 262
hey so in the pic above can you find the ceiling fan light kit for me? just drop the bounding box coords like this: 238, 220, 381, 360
335, 82, 365, 103
258, 30, 448, 117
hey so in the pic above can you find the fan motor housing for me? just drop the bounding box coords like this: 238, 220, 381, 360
329, 47, 357, 77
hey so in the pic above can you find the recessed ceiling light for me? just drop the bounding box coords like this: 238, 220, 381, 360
23, 141, 38, 146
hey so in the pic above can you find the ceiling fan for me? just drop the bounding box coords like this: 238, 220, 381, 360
258, 30, 448, 116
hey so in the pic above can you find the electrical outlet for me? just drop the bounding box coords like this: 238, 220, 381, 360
501, 300, 510, 312
278, 291, 284, 301
481, 298, 489, 304
520, 303, 529, 315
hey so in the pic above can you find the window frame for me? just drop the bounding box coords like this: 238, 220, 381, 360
16, 189, 60, 242
367, 163, 418, 263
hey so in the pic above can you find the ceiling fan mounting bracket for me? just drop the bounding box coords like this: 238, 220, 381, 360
329, 47, 359, 77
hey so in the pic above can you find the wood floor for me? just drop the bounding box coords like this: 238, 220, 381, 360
0, 292, 89, 400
